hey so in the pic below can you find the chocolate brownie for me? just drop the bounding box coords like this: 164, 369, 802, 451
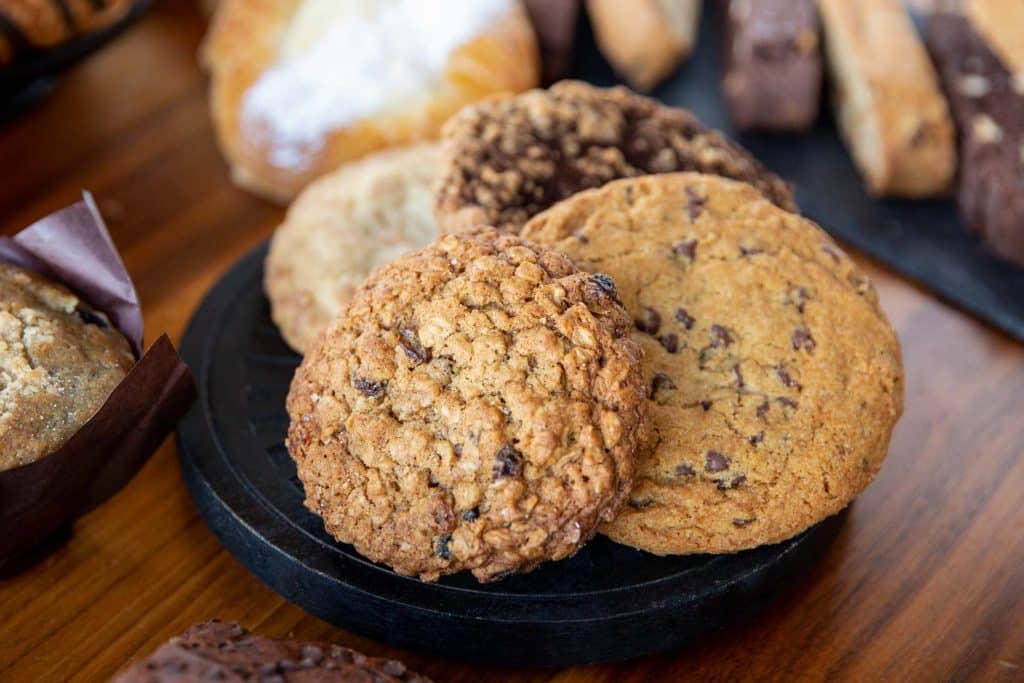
523, 174, 904, 555
110, 620, 433, 682
720, 0, 823, 131
434, 81, 796, 233
927, 11, 1024, 266
286, 228, 650, 581
0, 263, 134, 472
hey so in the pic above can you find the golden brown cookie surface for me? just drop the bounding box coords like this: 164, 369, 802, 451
522, 173, 904, 555
0, 263, 134, 472
286, 229, 650, 581
434, 80, 796, 233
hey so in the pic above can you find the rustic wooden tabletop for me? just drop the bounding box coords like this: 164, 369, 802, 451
1, 3, 1022, 681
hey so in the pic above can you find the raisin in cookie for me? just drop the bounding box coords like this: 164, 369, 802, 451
434, 80, 796, 233
265, 144, 439, 354
0, 263, 134, 472
522, 173, 903, 555
286, 228, 650, 581
111, 620, 433, 682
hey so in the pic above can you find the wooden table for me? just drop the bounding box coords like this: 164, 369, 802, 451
1, 3, 1022, 681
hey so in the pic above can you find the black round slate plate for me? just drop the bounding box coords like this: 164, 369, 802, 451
176, 242, 845, 667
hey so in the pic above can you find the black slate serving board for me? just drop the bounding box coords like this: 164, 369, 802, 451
176, 243, 844, 667
568, 3, 1023, 341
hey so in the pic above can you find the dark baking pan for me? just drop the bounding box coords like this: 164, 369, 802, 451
176, 242, 845, 667
571, 3, 1024, 341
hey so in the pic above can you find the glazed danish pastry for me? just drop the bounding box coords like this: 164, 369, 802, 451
203, 0, 540, 202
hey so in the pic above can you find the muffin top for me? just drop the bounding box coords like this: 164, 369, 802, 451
0, 263, 134, 472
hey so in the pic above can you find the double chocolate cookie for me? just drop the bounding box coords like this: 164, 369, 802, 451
0, 263, 134, 472
522, 173, 904, 555
111, 620, 432, 682
434, 80, 796, 233
286, 228, 650, 581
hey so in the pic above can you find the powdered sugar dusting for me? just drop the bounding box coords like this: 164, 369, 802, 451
241, 0, 513, 169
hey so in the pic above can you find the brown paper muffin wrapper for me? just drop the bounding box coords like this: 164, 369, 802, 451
0, 194, 196, 563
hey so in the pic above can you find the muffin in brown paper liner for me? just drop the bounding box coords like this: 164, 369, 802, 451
0, 193, 196, 563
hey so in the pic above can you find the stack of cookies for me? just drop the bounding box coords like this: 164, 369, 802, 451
271, 81, 904, 583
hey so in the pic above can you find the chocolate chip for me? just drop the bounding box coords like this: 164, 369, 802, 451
278, 660, 306, 673
628, 498, 654, 509
788, 286, 810, 313
397, 328, 431, 364
777, 367, 800, 388
674, 238, 698, 259
701, 400, 712, 411
756, 401, 770, 418
777, 396, 799, 409
705, 450, 730, 472
717, 474, 746, 490
792, 328, 816, 352
675, 464, 696, 477
588, 273, 622, 304
733, 364, 744, 388
733, 517, 755, 527
436, 534, 451, 559
76, 306, 110, 329
675, 307, 695, 329
453, 444, 463, 457
493, 444, 523, 479
461, 507, 479, 522
353, 376, 386, 398
635, 306, 662, 334
651, 372, 677, 394
659, 333, 679, 353
739, 245, 762, 256
710, 324, 734, 347
749, 431, 765, 445
684, 186, 706, 221
575, 232, 590, 243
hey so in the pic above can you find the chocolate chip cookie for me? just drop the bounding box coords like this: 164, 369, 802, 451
265, 144, 440, 354
286, 228, 650, 581
434, 80, 796, 233
522, 173, 904, 555
111, 620, 433, 682
0, 263, 134, 472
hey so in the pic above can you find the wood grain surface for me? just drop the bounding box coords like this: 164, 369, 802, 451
1, 3, 1022, 681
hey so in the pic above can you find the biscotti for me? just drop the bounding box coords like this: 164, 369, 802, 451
111, 620, 433, 682
965, 0, 1024, 75
434, 80, 796, 233
720, 0, 823, 131
586, 0, 702, 91
926, 9, 1024, 266
816, 0, 956, 197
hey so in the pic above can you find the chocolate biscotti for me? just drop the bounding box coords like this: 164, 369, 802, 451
926, 8, 1024, 266
111, 620, 433, 682
720, 0, 823, 131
